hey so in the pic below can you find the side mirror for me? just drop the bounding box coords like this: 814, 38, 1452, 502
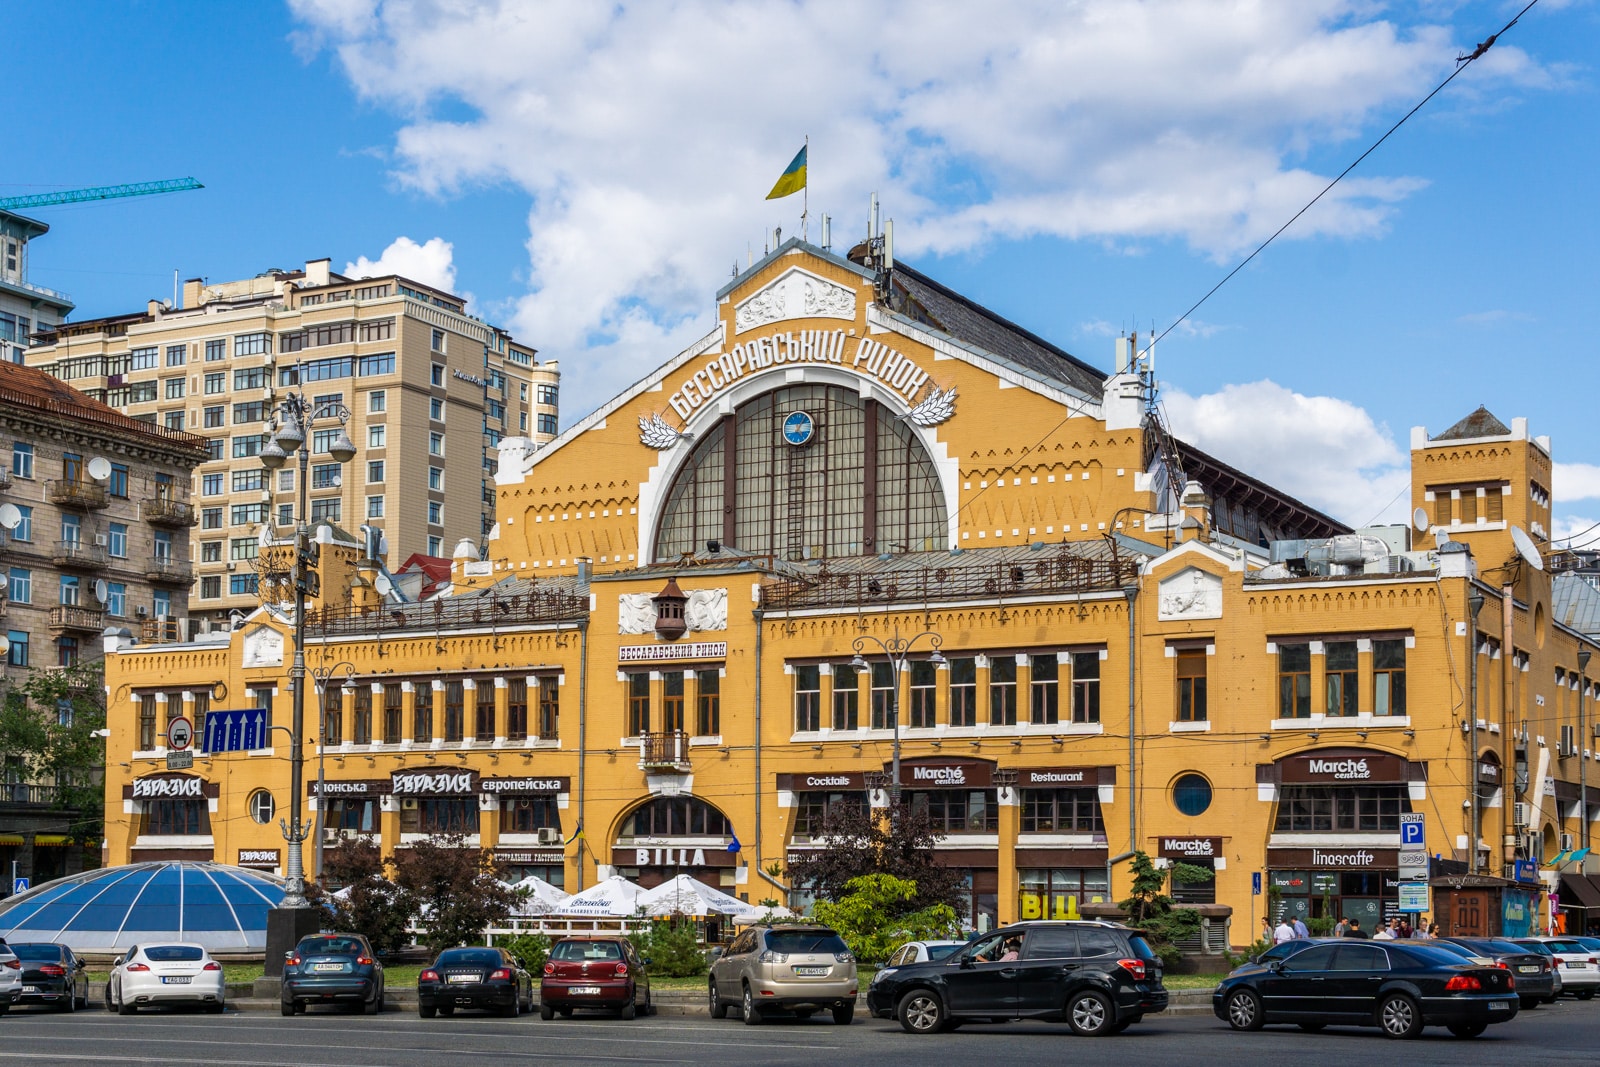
1269, 958, 1286, 973
959, 956, 976, 969
285, 950, 297, 960
112, 956, 123, 966
642, 957, 652, 967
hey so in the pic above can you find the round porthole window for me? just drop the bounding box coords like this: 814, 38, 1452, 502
1172, 774, 1212, 817
248, 789, 276, 825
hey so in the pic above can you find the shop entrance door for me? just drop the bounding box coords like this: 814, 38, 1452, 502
1451, 891, 1490, 936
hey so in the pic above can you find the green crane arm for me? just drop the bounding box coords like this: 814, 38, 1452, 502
0, 178, 204, 212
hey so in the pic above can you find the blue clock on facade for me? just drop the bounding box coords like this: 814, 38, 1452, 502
782, 410, 815, 446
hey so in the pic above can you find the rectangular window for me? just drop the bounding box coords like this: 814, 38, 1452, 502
696, 670, 720, 736
153, 530, 172, 561
909, 660, 937, 728
627, 672, 650, 735
989, 656, 1018, 726
204, 372, 226, 395
232, 401, 265, 424
357, 314, 394, 337
8, 567, 31, 604
205, 438, 224, 461
537, 677, 559, 739
1374, 640, 1408, 716
794, 665, 823, 732
1485, 491, 1504, 522
428, 467, 443, 490
431, 328, 445, 351
310, 428, 340, 454
311, 463, 342, 489
200, 541, 221, 563
59, 574, 81, 607
1461, 493, 1478, 523
322, 685, 343, 746
131, 346, 158, 370
230, 469, 264, 492
500, 796, 559, 834
232, 434, 265, 458
507, 679, 528, 741
367, 460, 384, 483
662, 673, 685, 734
229, 537, 258, 561
200, 575, 220, 599
415, 686, 433, 743
62, 513, 80, 546
1176, 650, 1207, 722
427, 501, 442, 525
366, 495, 384, 518
165, 343, 186, 366
1020, 788, 1105, 833
869, 661, 894, 730
908, 789, 998, 833
431, 363, 445, 387
1278, 643, 1312, 718
164, 376, 185, 399
430, 397, 445, 421
104, 582, 127, 616
234, 332, 270, 356
415, 797, 476, 835
205, 339, 225, 362
1325, 641, 1359, 716
204, 405, 224, 427
11, 442, 33, 479
429, 432, 444, 456
128, 381, 157, 403
279, 469, 294, 491
356, 352, 394, 376
138, 693, 157, 749
831, 664, 859, 730
278, 366, 299, 386
382, 683, 403, 744
9, 505, 29, 543
367, 424, 385, 448
1071, 652, 1101, 723
537, 413, 559, 435
474, 681, 495, 742
230, 502, 268, 526
233, 367, 267, 390
1030, 655, 1059, 725
302, 356, 354, 381
325, 798, 377, 833
939, 656, 974, 727
283, 331, 309, 354
1273, 784, 1412, 832
368, 390, 386, 413
310, 499, 342, 522
427, 536, 442, 556
443, 680, 464, 742
538, 384, 559, 406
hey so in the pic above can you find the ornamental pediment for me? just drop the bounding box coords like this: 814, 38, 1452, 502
1157, 566, 1223, 621
733, 267, 856, 334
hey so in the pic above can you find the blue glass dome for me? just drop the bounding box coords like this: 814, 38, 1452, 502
0, 862, 286, 954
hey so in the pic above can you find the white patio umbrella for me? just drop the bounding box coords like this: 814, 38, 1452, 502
510, 875, 571, 916
637, 874, 781, 922
556, 874, 647, 917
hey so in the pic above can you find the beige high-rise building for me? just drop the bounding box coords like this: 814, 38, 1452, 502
26, 258, 559, 626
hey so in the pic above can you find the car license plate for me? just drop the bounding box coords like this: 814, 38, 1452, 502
21, 986, 38, 993
1490, 1001, 1510, 1011
1519, 965, 1540, 974
161, 977, 192, 985
1567, 962, 1588, 969
313, 963, 346, 972
794, 966, 828, 976
570, 986, 601, 995
448, 975, 477, 984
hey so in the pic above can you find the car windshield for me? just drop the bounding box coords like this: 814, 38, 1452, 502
1396, 943, 1478, 967
143, 946, 204, 962
551, 941, 621, 961
766, 931, 849, 955
1430, 941, 1477, 958
1546, 940, 1588, 953
298, 937, 364, 956
9, 944, 64, 962
439, 949, 501, 965
1475, 940, 1532, 955
1126, 935, 1159, 962
1513, 941, 1555, 957
926, 943, 962, 961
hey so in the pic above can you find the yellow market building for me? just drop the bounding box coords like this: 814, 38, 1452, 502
99, 238, 1600, 944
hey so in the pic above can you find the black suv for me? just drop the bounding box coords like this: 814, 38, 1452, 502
867, 920, 1166, 1035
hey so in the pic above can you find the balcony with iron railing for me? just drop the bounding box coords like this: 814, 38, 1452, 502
144, 556, 194, 584
46, 479, 108, 509
637, 730, 692, 772
0, 782, 65, 808
52, 539, 107, 568
0, 468, 10, 490
142, 497, 198, 527
141, 617, 186, 643
48, 605, 105, 633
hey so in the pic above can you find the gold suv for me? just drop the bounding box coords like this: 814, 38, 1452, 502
708, 924, 858, 1025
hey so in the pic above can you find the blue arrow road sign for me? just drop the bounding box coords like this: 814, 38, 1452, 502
204, 709, 268, 753
1399, 813, 1425, 847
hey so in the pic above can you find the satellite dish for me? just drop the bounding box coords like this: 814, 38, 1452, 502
1436, 529, 1451, 546
0, 636, 8, 657
257, 521, 275, 548
0, 503, 20, 531
86, 456, 112, 482
93, 579, 108, 604
1412, 507, 1430, 532
374, 573, 393, 597
1510, 525, 1544, 572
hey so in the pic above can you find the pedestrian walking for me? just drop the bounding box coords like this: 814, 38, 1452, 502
1334, 918, 1350, 938
1291, 916, 1309, 939
1346, 918, 1370, 939
1273, 918, 1295, 944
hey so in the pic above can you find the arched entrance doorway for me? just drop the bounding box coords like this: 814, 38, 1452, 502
611, 795, 739, 892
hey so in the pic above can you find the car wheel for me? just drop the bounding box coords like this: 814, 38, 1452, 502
1578, 991, 1596, 1002
1520, 997, 1540, 1010
898, 990, 945, 1034
1225, 989, 1264, 1032
1298, 1022, 1325, 1032
559, 1007, 572, 1017
118, 994, 137, 1016
540, 1003, 555, 1020
439, 1005, 454, 1016
419, 1004, 436, 1019
294, 1001, 305, 1014
207, 1002, 225, 1015
1066, 990, 1114, 1036
367, 993, 383, 1015
61, 990, 76, 1013
620, 999, 637, 1020
832, 1003, 854, 1025
1378, 993, 1423, 1039
500, 997, 519, 1018
281, 1000, 295, 1017
104, 983, 114, 1013
1448, 1022, 1487, 1038
709, 980, 728, 1019
741, 985, 762, 1026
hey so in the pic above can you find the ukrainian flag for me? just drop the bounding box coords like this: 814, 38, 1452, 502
765, 145, 807, 200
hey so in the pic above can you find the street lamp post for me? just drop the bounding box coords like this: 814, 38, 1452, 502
259, 393, 356, 908
310, 661, 358, 882
852, 626, 944, 818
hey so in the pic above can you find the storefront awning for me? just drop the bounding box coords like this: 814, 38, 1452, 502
1559, 873, 1600, 910
0, 835, 23, 846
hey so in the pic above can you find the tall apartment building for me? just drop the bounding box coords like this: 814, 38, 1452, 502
27, 259, 559, 626
0, 209, 75, 365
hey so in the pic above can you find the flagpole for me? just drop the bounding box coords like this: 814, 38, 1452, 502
802, 134, 809, 243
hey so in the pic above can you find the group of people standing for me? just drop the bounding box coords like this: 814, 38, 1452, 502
1265, 915, 1442, 944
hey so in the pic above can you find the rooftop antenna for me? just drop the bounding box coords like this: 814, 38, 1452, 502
884, 219, 894, 271
821, 213, 831, 250
870, 192, 879, 241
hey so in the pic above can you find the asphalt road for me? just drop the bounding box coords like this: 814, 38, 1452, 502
1, 998, 1597, 1066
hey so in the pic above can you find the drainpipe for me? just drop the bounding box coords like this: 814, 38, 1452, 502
576, 620, 589, 891
1468, 589, 1485, 875
1123, 582, 1140, 856
752, 606, 764, 898
1502, 584, 1515, 876
1581, 648, 1592, 874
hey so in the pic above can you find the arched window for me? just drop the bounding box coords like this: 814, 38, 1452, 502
654, 384, 945, 561
620, 796, 732, 838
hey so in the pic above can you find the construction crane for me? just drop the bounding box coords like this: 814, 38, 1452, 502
0, 178, 203, 213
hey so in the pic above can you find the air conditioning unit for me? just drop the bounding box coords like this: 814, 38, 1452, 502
1514, 802, 1531, 829
1561, 832, 1576, 851
401, 797, 418, 810
537, 827, 562, 846
226, 562, 236, 572
135, 606, 148, 618
94, 534, 109, 547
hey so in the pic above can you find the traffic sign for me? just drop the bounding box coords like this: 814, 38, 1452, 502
166, 715, 193, 751
166, 750, 193, 771
1399, 812, 1425, 847
203, 708, 269, 753
1397, 882, 1430, 912
11, 877, 29, 894
1252, 872, 1262, 896
1398, 848, 1429, 880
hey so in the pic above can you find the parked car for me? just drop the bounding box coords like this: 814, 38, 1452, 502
7, 942, 90, 1012
418, 946, 532, 1018
1214, 939, 1517, 1039
883, 941, 967, 967
710, 923, 857, 1025
1227, 938, 1331, 976
0, 943, 21, 1014
1437, 937, 1555, 1008
1512, 937, 1600, 999
280, 933, 385, 1015
867, 920, 1167, 1036
540, 936, 651, 1019
103, 943, 226, 1014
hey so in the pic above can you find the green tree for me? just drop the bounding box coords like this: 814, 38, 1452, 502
784, 800, 963, 915
627, 918, 707, 977
392, 834, 522, 956
495, 932, 552, 973
810, 873, 959, 964
1118, 851, 1201, 967
0, 662, 108, 846
320, 836, 416, 956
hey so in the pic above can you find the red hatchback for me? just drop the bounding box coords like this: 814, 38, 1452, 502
540, 937, 652, 1019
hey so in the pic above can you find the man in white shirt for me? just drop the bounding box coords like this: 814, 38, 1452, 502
1274, 919, 1295, 944
1373, 921, 1397, 941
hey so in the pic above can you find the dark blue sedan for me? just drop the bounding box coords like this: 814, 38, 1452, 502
1214, 940, 1517, 1039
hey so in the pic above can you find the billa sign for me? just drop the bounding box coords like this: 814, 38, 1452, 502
613, 845, 738, 869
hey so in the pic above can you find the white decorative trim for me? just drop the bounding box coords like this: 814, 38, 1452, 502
734, 266, 856, 333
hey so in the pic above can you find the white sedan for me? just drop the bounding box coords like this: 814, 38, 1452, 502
0, 944, 21, 1013
104, 943, 226, 1014
882, 940, 968, 967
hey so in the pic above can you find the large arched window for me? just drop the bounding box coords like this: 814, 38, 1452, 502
654, 384, 945, 561
620, 796, 732, 838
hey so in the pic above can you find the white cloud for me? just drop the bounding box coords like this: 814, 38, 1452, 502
1555, 462, 1600, 504
288, 0, 1554, 417
1161, 379, 1409, 526
345, 236, 457, 294
1551, 515, 1598, 545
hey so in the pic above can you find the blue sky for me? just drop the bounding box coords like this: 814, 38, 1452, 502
10, 1, 1599, 540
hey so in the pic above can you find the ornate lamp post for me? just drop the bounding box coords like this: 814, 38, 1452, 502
852, 626, 944, 819
259, 394, 356, 907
